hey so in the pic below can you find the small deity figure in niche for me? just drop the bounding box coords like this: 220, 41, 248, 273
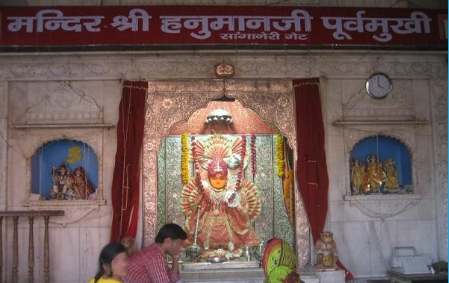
50, 164, 95, 200
315, 231, 338, 269
50, 162, 73, 200
72, 166, 95, 199
383, 158, 399, 193
181, 134, 261, 253
362, 154, 386, 194
350, 158, 365, 195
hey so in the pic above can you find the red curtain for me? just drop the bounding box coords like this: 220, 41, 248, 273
293, 78, 353, 281
110, 81, 147, 242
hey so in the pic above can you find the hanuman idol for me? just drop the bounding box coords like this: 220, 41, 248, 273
181, 134, 262, 252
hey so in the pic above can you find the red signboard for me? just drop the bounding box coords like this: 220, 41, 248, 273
0, 6, 446, 51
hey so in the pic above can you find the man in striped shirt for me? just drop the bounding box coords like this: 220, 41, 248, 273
124, 223, 187, 283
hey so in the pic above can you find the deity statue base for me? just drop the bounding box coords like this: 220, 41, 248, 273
315, 269, 345, 283
314, 266, 340, 272
182, 260, 260, 270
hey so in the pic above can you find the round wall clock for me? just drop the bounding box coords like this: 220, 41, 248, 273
365, 73, 392, 99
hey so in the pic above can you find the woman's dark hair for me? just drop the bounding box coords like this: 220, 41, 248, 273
93, 242, 127, 283
155, 223, 187, 243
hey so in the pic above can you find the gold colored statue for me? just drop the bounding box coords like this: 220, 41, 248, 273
350, 158, 364, 195
383, 158, 399, 193
363, 154, 386, 194
181, 135, 261, 252
315, 231, 338, 269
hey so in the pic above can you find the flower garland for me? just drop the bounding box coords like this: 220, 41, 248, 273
234, 134, 246, 191
283, 169, 294, 226
181, 132, 190, 184
250, 134, 257, 178
191, 136, 204, 193
276, 135, 285, 177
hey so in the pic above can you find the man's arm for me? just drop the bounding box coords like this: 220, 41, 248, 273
146, 251, 182, 283
168, 252, 181, 283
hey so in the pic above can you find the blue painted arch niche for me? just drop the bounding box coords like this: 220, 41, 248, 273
31, 139, 99, 200
350, 135, 412, 192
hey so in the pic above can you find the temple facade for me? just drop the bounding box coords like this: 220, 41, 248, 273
0, 1, 447, 283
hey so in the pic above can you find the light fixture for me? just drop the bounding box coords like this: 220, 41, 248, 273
205, 109, 233, 124
212, 79, 235, 102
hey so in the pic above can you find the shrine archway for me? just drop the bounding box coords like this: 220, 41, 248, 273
142, 79, 310, 268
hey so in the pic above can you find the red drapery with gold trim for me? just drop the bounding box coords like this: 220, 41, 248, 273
293, 78, 353, 281
110, 81, 147, 242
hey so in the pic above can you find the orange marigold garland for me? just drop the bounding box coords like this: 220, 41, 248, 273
276, 135, 285, 177
191, 136, 204, 193
181, 132, 190, 184
283, 169, 295, 226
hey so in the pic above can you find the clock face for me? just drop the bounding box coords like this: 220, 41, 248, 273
366, 73, 392, 99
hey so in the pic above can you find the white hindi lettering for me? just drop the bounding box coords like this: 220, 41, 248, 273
160, 16, 184, 34
161, 15, 238, 39
161, 10, 312, 40
219, 31, 309, 41
82, 17, 103, 32
284, 32, 308, 40
389, 11, 431, 34
183, 17, 211, 39
321, 10, 432, 42
7, 16, 35, 33
220, 33, 237, 40
7, 9, 104, 33
321, 13, 358, 40
111, 9, 151, 31
219, 32, 281, 40
238, 16, 271, 31
364, 17, 393, 42
271, 9, 312, 32
7, 8, 431, 42
209, 16, 235, 31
